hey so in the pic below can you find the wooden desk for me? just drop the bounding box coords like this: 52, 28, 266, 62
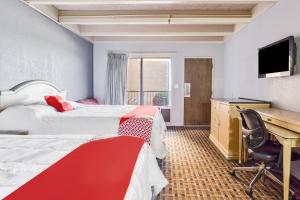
210, 98, 269, 160
238, 108, 300, 200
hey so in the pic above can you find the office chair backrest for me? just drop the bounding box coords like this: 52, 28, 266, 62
236, 106, 269, 149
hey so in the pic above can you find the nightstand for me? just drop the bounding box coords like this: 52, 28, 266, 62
0, 130, 29, 135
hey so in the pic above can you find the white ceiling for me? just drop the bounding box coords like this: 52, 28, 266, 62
23, 0, 279, 43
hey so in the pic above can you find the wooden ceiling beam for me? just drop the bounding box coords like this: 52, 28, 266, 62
59, 10, 252, 17
171, 15, 251, 24
92, 36, 224, 42
86, 32, 232, 37
26, 0, 279, 5
80, 24, 234, 36
60, 16, 170, 25
59, 15, 252, 25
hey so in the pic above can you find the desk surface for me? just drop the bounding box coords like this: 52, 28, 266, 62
211, 98, 269, 104
264, 123, 300, 139
255, 108, 300, 127
240, 108, 300, 200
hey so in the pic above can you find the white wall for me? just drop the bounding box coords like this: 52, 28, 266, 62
94, 42, 224, 126
224, 0, 300, 111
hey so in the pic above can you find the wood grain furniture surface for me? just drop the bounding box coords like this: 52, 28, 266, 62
210, 98, 270, 160
239, 108, 300, 200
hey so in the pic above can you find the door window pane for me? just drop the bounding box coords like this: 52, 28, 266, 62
143, 59, 171, 106
127, 58, 171, 106
127, 59, 141, 105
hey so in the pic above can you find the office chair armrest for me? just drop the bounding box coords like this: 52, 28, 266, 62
242, 127, 262, 137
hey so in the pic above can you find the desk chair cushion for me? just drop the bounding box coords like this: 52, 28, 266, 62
248, 141, 281, 163
249, 142, 300, 163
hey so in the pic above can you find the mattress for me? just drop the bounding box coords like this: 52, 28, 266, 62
0, 104, 166, 158
0, 135, 168, 200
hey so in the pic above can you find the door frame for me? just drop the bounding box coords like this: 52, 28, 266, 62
183, 56, 214, 127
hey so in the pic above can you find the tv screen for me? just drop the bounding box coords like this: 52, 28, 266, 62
258, 36, 296, 78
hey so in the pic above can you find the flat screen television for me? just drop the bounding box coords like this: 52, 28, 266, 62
258, 36, 297, 78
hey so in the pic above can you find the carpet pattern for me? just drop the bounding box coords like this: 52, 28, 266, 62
158, 127, 290, 200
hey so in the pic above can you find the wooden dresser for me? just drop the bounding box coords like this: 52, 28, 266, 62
210, 98, 270, 160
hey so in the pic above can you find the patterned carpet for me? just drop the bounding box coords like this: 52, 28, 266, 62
158, 127, 299, 200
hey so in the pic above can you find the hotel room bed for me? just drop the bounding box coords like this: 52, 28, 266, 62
0, 80, 167, 159
0, 104, 166, 158
0, 134, 168, 200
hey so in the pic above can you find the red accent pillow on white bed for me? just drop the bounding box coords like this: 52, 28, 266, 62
44, 96, 74, 112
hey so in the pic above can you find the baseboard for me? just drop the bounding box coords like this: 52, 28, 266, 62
167, 126, 184, 129
184, 125, 210, 128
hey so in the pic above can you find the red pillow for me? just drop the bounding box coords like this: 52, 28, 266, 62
44, 96, 74, 112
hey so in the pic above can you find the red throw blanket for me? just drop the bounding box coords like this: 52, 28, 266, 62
4, 136, 144, 200
118, 106, 159, 143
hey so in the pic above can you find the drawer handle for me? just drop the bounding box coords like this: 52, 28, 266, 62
267, 118, 272, 122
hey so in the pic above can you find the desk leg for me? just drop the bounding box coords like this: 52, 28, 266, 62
238, 119, 243, 164
283, 140, 292, 200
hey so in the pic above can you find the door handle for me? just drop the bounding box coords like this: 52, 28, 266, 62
184, 83, 191, 97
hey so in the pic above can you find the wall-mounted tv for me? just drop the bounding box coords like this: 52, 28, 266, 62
258, 36, 297, 78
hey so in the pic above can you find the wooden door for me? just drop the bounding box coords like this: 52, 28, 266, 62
184, 58, 212, 126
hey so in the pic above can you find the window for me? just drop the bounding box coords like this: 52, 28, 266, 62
127, 58, 171, 106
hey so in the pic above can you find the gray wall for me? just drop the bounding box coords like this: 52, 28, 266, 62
224, 0, 300, 112
0, 0, 93, 100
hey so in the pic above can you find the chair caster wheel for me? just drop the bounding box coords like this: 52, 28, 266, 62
245, 189, 253, 197
229, 170, 236, 177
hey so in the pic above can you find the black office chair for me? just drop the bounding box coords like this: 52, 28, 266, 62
229, 106, 297, 199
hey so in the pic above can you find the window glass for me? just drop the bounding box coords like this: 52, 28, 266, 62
127, 58, 171, 106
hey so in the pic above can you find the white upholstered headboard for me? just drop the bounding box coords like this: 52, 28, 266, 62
0, 80, 66, 110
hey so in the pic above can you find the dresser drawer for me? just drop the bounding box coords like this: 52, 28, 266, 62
261, 115, 288, 129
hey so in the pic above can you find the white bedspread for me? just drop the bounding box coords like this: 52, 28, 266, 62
0, 135, 168, 200
0, 104, 167, 158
